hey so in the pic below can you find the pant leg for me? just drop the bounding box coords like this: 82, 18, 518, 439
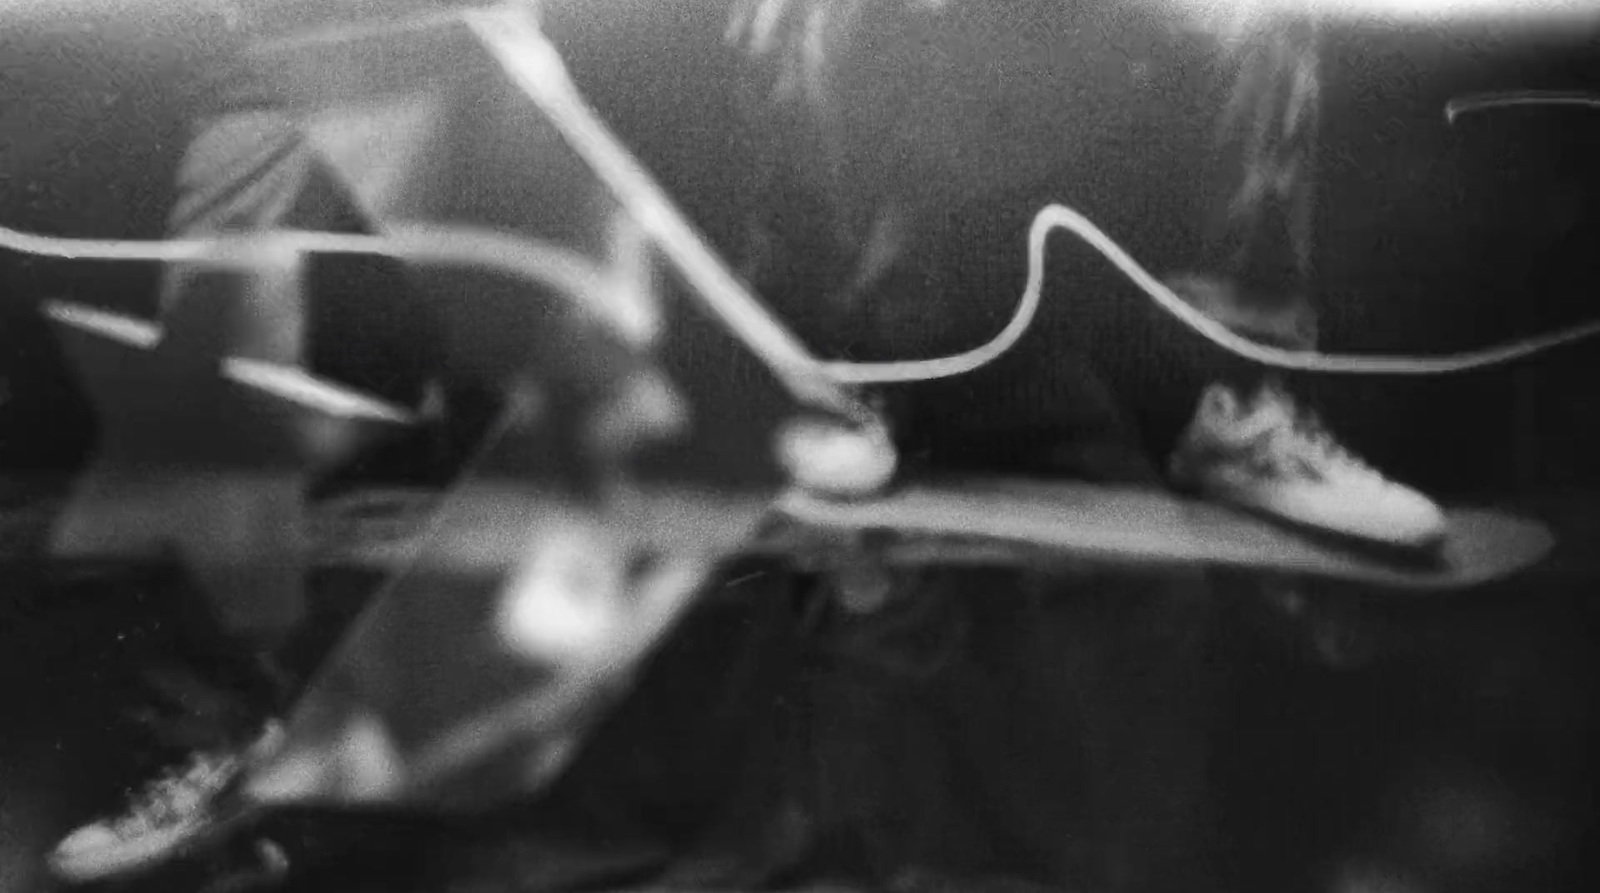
165, 109, 443, 408
158, 111, 320, 644
1200, 12, 1323, 345
1075, 12, 1326, 462
159, 108, 452, 643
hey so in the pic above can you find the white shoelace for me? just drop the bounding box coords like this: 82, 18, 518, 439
111, 752, 237, 836
1258, 400, 1378, 481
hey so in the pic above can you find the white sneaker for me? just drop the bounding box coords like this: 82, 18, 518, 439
1168, 381, 1446, 549
777, 414, 898, 498
49, 720, 284, 883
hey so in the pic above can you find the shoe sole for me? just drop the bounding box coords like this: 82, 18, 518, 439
1169, 464, 1448, 563
1197, 484, 1449, 568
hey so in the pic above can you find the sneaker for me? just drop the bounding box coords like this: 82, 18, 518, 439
49, 720, 285, 883
777, 413, 898, 498
1168, 381, 1446, 548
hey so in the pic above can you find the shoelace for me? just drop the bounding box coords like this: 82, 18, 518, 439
1262, 403, 1377, 480
111, 752, 237, 837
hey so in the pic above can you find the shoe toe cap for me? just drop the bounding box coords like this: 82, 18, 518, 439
1376, 485, 1448, 547
1274, 475, 1447, 547
53, 824, 120, 860
49, 824, 126, 878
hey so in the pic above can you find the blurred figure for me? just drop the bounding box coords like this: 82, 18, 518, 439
730, 0, 1445, 547
43, 4, 453, 882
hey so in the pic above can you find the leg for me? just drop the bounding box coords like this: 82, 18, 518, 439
48, 107, 436, 884
1153, 14, 1445, 547
1100, 10, 1324, 437
1205, 14, 1323, 322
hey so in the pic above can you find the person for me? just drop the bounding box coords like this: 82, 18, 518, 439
728, 0, 1446, 548
43, 0, 718, 880
40, 0, 1450, 883
707, 7, 1457, 889
42, 123, 381, 885
43, 7, 458, 883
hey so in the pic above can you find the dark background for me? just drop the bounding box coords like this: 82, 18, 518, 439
2, 6, 1598, 893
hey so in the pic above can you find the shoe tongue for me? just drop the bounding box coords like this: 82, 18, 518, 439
1235, 383, 1296, 436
